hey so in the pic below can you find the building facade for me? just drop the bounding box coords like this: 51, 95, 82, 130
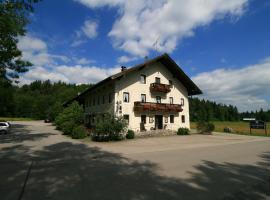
67, 54, 202, 133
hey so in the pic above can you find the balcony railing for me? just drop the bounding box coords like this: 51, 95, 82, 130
134, 101, 183, 112
150, 83, 171, 93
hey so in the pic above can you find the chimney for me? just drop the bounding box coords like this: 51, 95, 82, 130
121, 66, 127, 72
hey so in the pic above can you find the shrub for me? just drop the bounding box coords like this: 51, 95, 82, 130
55, 102, 84, 136
94, 114, 127, 141
72, 126, 87, 139
177, 128, 190, 135
197, 121, 215, 134
55, 102, 83, 129
61, 121, 76, 135
126, 129, 135, 139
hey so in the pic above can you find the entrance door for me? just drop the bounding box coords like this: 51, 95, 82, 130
155, 115, 163, 129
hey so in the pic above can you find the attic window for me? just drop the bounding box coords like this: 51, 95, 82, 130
181, 98, 184, 106
140, 74, 146, 84
155, 77, 160, 84
123, 92, 129, 103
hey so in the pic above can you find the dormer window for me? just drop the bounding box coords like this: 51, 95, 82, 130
123, 92, 129, 103
155, 77, 160, 84
169, 97, 173, 104
140, 74, 146, 84
181, 98, 184, 106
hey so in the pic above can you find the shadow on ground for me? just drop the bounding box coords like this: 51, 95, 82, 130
0, 123, 55, 144
1, 139, 270, 200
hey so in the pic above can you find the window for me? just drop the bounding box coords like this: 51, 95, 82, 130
181, 115, 185, 123
169, 80, 173, 86
156, 96, 161, 103
123, 115, 129, 124
170, 115, 174, 123
97, 96, 100, 105
141, 115, 146, 124
102, 95, 105, 104
155, 77, 160, 83
140, 74, 146, 84
93, 98, 95, 106
92, 115, 96, 123
141, 94, 146, 102
89, 99, 92, 107
169, 97, 173, 104
123, 92, 129, 102
109, 93, 112, 103
181, 98, 184, 106
165, 116, 168, 123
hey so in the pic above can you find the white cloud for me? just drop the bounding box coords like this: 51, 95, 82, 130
17, 35, 113, 85
71, 19, 98, 46
76, 57, 95, 65
192, 58, 270, 111
75, 0, 248, 56
19, 65, 120, 85
18, 35, 47, 52
117, 55, 138, 63
18, 35, 70, 66
82, 20, 98, 38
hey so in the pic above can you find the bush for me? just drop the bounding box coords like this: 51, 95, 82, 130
94, 114, 127, 142
61, 121, 76, 135
72, 126, 87, 139
55, 102, 83, 129
177, 128, 190, 135
126, 129, 135, 139
197, 121, 215, 134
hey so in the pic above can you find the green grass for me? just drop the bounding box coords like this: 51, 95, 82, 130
191, 121, 270, 136
0, 117, 35, 121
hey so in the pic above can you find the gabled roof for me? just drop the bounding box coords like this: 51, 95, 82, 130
63, 53, 202, 106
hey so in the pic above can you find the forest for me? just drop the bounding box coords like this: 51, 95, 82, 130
0, 80, 270, 122
0, 80, 90, 120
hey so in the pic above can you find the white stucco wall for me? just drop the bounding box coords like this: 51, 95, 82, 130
114, 62, 190, 132
84, 82, 115, 125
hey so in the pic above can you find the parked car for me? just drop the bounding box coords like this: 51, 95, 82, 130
0, 122, 10, 134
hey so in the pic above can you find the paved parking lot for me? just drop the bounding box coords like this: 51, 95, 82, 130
1, 121, 270, 200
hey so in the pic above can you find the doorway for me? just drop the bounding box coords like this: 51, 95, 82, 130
155, 115, 163, 129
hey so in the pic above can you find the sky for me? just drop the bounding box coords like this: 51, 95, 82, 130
17, 0, 270, 112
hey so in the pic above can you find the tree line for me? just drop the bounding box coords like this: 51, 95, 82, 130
189, 97, 270, 122
0, 80, 91, 120
1, 80, 270, 122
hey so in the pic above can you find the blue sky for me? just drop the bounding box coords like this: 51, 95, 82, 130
18, 0, 270, 111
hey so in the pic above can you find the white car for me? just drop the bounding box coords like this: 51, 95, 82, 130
0, 122, 10, 134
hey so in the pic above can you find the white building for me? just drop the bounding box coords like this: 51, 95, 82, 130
67, 54, 202, 133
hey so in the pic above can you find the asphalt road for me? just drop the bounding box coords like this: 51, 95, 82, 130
1, 121, 270, 200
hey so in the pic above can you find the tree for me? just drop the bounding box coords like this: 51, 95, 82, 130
0, 0, 40, 82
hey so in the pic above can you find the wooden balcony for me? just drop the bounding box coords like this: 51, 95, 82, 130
150, 83, 171, 93
134, 101, 183, 112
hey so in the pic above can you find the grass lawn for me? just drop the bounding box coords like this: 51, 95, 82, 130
0, 117, 35, 121
191, 121, 270, 136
